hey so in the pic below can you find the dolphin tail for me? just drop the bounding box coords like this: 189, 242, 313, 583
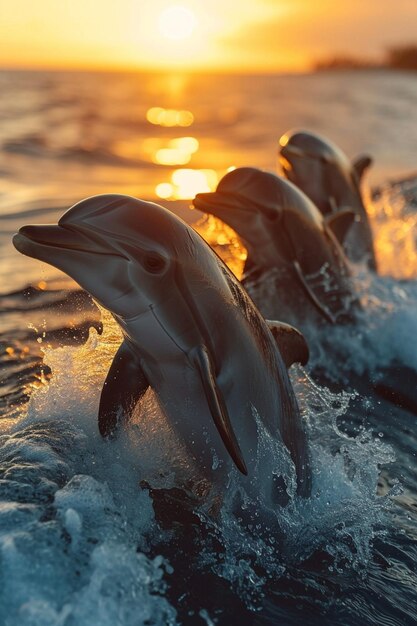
98, 340, 149, 438
191, 345, 248, 475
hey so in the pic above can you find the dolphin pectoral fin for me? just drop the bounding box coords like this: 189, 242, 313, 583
266, 320, 309, 367
325, 209, 356, 244
190, 345, 248, 475
292, 261, 335, 324
98, 340, 149, 438
352, 154, 373, 182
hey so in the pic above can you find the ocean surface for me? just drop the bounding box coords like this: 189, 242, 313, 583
1, 69, 417, 625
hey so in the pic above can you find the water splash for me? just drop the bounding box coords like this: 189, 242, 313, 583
194, 215, 247, 279
0, 300, 400, 620
286, 368, 396, 565
0, 320, 178, 626
198, 368, 394, 608
368, 179, 417, 279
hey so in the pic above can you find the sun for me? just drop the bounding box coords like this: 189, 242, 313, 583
158, 6, 197, 41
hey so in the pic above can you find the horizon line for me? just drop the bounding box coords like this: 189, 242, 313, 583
0, 61, 314, 75
0, 64, 400, 76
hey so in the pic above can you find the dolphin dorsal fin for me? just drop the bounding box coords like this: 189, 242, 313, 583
266, 320, 309, 368
191, 345, 247, 475
352, 154, 372, 182
325, 209, 356, 244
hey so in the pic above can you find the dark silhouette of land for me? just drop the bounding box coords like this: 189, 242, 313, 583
314, 45, 417, 71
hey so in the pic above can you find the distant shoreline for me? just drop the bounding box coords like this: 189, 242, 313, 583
313, 45, 417, 73
314, 64, 417, 73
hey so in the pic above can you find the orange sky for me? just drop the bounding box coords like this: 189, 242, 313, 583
1, 0, 416, 72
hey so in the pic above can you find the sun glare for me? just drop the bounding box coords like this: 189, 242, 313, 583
158, 6, 197, 41
156, 169, 218, 200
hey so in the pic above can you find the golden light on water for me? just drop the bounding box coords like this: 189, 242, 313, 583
153, 149, 191, 166
158, 6, 197, 41
152, 137, 199, 165
146, 107, 194, 128
113, 133, 199, 167
155, 183, 175, 199
172, 169, 215, 195
171, 137, 199, 152
156, 168, 218, 200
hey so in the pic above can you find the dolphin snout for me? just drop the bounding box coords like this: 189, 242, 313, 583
18, 224, 62, 245
194, 191, 252, 216
193, 192, 221, 213
280, 143, 303, 160
14, 223, 101, 254
13, 225, 64, 255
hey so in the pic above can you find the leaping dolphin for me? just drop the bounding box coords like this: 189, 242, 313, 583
194, 167, 359, 326
13, 194, 311, 503
278, 129, 377, 271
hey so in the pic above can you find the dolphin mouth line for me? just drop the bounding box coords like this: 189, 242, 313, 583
194, 192, 264, 215
16, 225, 125, 259
280, 144, 332, 164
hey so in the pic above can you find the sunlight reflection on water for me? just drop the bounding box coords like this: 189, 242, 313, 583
156, 168, 218, 200
146, 106, 194, 127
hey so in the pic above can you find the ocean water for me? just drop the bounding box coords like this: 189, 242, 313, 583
1, 69, 417, 625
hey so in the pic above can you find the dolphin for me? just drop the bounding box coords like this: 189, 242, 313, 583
194, 167, 359, 326
13, 194, 311, 504
278, 129, 377, 271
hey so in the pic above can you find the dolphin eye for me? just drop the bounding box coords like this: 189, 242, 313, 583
143, 253, 167, 274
